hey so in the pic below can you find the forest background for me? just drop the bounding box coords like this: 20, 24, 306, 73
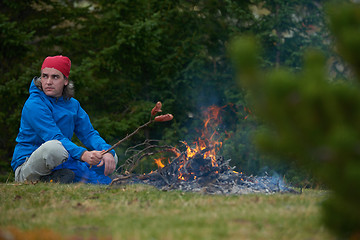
0, 0, 350, 185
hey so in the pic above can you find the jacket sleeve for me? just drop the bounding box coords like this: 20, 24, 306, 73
22, 98, 87, 160
74, 104, 115, 157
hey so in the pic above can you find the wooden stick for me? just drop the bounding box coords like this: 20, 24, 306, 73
102, 119, 153, 155
89, 119, 154, 169
91, 100, 172, 168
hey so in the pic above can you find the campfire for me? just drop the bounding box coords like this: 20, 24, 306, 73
110, 104, 296, 195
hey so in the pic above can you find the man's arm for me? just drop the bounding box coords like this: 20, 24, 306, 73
80, 150, 102, 166
23, 98, 87, 160
96, 152, 116, 176
74, 104, 116, 175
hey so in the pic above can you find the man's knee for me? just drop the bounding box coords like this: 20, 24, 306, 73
42, 140, 66, 152
41, 140, 69, 167
15, 140, 69, 182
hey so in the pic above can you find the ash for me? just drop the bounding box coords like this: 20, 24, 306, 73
111, 153, 297, 195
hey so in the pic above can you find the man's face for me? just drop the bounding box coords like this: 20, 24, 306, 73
41, 68, 69, 98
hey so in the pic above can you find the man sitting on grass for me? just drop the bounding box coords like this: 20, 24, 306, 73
11, 55, 117, 184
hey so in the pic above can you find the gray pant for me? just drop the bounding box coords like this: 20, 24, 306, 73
15, 140, 69, 182
15, 140, 119, 182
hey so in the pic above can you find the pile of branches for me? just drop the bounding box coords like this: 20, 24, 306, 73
111, 143, 297, 195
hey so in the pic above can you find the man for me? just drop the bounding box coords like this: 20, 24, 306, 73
11, 55, 117, 184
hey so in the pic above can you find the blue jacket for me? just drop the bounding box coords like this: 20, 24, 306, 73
11, 78, 115, 184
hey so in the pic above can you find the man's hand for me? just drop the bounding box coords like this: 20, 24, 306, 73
81, 150, 103, 166
97, 152, 116, 176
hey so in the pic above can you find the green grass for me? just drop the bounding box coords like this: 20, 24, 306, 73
0, 183, 335, 240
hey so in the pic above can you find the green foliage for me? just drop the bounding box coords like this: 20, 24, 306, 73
230, 2, 360, 238
251, 0, 328, 68
1, 0, 338, 184
327, 2, 360, 77
0, 4, 35, 176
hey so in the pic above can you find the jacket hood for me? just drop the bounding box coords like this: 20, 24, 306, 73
29, 77, 42, 95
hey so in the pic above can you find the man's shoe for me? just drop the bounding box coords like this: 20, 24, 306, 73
40, 169, 75, 184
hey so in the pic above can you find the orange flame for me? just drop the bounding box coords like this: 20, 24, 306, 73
150, 105, 232, 181
176, 105, 226, 180
154, 157, 165, 169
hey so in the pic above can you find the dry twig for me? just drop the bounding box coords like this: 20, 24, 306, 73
118, 139, 180, 173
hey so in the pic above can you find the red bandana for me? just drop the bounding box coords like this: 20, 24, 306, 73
41, 55, 71, 78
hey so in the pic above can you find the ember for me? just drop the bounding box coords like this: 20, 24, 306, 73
111, 105, 297, 195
